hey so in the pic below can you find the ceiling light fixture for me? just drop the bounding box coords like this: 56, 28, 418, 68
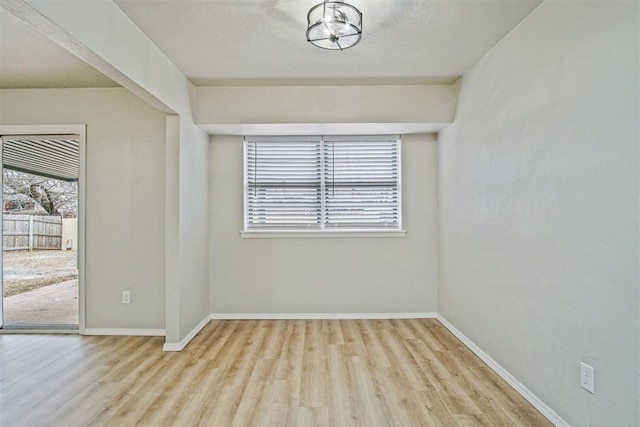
306, 0, 362, 51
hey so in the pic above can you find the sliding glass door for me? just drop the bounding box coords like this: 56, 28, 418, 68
0, 134, 80, 329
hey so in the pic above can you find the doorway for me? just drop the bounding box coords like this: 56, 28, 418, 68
0, 125, 85, 331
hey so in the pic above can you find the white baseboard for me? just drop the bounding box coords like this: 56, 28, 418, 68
436, 314, 569, 427
83, 328, 165, 336
163, 315, 211, 352
209, 312, 437, 320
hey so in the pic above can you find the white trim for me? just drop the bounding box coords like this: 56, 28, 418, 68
162, 315, 211, 352
210, 312, 436, 320
244, 135, 400, 143
243, 138, 248, 231
83, 328, 165, 336
324, 134, 401, 142
245, 135, 322, 142
397, 137, 403, 230
162, 343, 184, 352
0, 137, 3, 328
436, 315, 570, 427
77, 127, 87, 334
0, 124, 85, 136
240, 230, 407, 239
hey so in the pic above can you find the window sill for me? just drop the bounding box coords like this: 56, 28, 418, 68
240, 230, 407, 239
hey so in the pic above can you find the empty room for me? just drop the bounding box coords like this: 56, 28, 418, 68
0, 0, 638, 426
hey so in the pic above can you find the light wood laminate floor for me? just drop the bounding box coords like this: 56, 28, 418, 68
0, 319, 551, 426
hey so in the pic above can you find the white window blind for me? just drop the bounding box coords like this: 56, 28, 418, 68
244, 135, 401, 232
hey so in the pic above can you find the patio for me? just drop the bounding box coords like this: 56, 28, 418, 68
3, 279, 77, 325
3, 250, 78, 326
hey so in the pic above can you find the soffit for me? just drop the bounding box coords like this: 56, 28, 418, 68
1, 136, 79, 182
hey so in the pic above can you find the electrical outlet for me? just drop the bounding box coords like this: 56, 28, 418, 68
122, 290, 131, 304
580, 362, 595, 394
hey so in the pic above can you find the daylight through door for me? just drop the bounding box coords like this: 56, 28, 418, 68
0, 135, 80, 329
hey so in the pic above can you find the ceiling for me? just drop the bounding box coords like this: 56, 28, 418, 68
0, 7, 118, 89
0, 0, 542, 89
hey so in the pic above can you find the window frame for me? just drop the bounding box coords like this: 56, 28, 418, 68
241, 135, 406, 238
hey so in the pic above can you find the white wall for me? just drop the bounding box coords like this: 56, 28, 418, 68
178, 117, 210, 338
195, 85, 455, 132
0, 88, 167, 330
164, 115, 210, 344
438, 1, 639, 425
209, 133, 438, 314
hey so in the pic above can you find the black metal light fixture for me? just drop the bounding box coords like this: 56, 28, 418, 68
306, 0, 362, 50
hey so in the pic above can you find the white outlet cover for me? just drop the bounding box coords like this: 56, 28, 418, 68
580, 362, 595, 394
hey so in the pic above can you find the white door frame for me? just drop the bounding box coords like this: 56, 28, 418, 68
0, 124, 86, 333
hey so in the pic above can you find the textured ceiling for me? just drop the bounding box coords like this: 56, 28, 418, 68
115, 0, 543, 85
0, 7, 118, 89
0, 0, 542, 89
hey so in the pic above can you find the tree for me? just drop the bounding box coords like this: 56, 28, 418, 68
2, 169, 77, 216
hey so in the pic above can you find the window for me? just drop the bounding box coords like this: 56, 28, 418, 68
243, 135, 403, 236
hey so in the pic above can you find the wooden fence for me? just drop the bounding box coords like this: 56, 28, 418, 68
3, 215, 63, 251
